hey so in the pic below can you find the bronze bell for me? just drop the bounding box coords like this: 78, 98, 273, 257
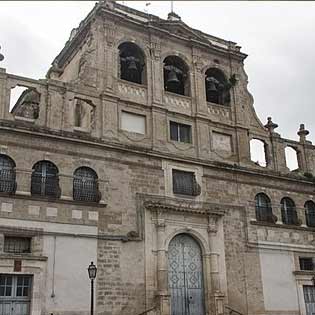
166, 69, 180, 88
127, 58, 138, 73
206, 77, 218, 94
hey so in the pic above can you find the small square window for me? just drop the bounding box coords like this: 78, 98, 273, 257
170, 121, 192, 143
4, 236, 31, 254
299, 257, 314, 271
172, 169, 200, 196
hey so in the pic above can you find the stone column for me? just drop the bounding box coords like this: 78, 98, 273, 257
155, 214, 170, 315
207, 215, 224, 315
150, 36, 163, 105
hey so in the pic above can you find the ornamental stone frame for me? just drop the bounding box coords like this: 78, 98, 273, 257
144, 197, 227, 315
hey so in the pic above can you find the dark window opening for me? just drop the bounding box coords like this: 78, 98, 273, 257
281, 197, 299, 225
255, 193, 274, 223
205, 68, 230, 106
4, 237, 31, 254
300, 257, 314, 271
31, 161, 60, 198
170, 121, 192, 143
305, 201, 315, 228
0, 154, 16, 194
119, 42, 145, 85
172, 169, 201, 196
164, 56, 189, 96
73, 167, 101, 203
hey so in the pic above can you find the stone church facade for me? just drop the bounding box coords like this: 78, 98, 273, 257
0, 1, 315, 315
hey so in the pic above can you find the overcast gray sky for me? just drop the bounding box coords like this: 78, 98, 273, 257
1, 1, 315, 144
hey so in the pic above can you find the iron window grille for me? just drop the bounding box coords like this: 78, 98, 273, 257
172, 169, 201, 196
73, 167, 101, 202
281, 197, 299, 225
31, 161, 60, 198
0, 155, 17, 194
255, 193, 275, 223
3, 237, 31, 254
305, 201, 315, 228
170, 121, 192, 144
300, 257, 314, 271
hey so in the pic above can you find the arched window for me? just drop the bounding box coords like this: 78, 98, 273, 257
281, 197, 298, 225
0, 154, 16, 194
305, 201, 315, 227
205, 68, 230, 105
31, 161, 60, 198
118, 42, 145, 85
255, 193, 274, 223
73, 167, 100, 202
250, 139, 268, 167
163, 55, 189, 96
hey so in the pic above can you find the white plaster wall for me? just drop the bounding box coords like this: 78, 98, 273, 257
0, 218, 97, 315
259, 249, 299, 311
44, 234, 97, 313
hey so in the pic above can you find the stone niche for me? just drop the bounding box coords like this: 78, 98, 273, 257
72, 97, 95, 133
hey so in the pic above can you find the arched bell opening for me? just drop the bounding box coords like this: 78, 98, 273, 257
163, 55, 190, 96
205, 68, 230, 106
118, 42, 146, 85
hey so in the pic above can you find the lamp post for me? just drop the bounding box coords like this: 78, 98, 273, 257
88, 261, 97, 315
0, 45, 4, 62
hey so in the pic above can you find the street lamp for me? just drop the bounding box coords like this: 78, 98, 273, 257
0, 46, 4, 62
88, 261, 97, 315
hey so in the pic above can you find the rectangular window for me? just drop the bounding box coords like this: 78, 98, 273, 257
300, 257, 314, 271
172, 169, 196, 196
121, 111, 146, 134
170, 121, 192, 143
4, 237, 31, 254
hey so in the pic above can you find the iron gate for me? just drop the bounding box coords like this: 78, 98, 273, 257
168, 234, 205, 315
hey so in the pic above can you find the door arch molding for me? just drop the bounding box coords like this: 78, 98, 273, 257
164, 229, 209, 256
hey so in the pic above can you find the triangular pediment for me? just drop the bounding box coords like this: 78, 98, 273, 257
151, 20, 209, 44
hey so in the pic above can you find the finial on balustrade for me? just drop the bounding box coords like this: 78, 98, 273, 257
297, 123, 309, 143
264, 117, 278, 133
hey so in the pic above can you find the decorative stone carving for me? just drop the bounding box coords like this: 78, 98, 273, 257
297, 123, 310, 144
208, 215, 219, 233
12, 88, 40, 120
264, 117, 278, 133
164, 93, 191, 111
103, 22, 116, 47
118, 81, 146, 99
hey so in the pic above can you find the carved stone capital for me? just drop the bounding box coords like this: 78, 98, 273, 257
150, 40, 161, 61
208, 215, 219, 233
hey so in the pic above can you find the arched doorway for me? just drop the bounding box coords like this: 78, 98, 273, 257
168, 234, 205, 315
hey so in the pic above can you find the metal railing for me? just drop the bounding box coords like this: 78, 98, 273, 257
30, 174, 61, 198
0, 169, 17, 194
73, 178, 101, 202
306, 211, 315, 227
255, 206, 275, 223
225, 305, 244, 315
